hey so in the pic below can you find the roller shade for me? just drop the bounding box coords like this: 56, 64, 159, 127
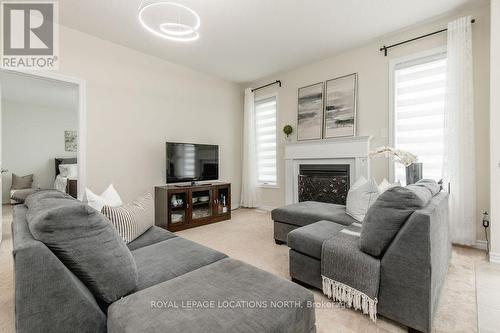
394, 54, 447, 184
255, 96, 277, 185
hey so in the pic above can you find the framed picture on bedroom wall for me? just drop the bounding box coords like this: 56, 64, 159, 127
65, 130, 78, 152
324, 73, 357, 138
297, 82, 324, 141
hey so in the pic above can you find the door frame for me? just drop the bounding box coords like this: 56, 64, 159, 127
0, 69, 87, 200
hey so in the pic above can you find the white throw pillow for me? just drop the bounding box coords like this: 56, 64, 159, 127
59, 164, 78, 178
378, 178, 400, 193
85, 184, 123, 212
346, 177, 379, 222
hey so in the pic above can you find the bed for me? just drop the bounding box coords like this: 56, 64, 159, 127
54, 158, 78, 198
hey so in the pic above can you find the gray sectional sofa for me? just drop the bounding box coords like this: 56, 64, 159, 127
272, 180, 451, 333
13, 190, 316, 333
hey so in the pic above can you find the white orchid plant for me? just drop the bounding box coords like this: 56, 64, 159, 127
369, 146, 418, 167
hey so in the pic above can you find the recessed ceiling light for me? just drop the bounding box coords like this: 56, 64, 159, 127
138, 1, 200, 42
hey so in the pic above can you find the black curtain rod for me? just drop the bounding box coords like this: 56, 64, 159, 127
380, 18, 475, 56
251, 80, 281, 92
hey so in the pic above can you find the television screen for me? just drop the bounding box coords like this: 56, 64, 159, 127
166, 142, 219, 183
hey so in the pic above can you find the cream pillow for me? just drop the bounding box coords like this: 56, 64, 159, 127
346, 177, 379, 222
85, 184, 123, 212
378, 178, 400, 193
59, 164, 78, 178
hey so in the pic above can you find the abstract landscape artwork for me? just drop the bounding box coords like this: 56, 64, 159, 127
324, 73, 357, 138
297, 82, 324, 141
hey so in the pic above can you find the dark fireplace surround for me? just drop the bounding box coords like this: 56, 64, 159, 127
298, 164, 350, 205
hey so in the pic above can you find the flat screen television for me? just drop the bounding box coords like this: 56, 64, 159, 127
166, 142, 219, 183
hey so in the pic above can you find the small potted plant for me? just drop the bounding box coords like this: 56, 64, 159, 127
283, 125, 293, 142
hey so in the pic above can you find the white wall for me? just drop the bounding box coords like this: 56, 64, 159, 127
1, 100, 78, 203
490, 0, 500, 262
251, 4, 491, 243
52, 25, 243, 205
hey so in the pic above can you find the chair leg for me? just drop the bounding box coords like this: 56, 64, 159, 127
274, 239, 285, 245
408, 327, 424, 333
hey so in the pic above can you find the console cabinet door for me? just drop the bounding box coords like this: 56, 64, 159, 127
189, 186, 213, 223
214, 184, 231, 216
167, 189, 189, 229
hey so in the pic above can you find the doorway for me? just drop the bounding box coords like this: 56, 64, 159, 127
0, 70, 85, 243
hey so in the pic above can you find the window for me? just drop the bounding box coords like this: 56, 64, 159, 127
392, 51, 447, 184
255, 96, 277, 186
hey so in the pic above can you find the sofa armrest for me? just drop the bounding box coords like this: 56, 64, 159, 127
13, 206, 106, 333
378, 192, 450, 333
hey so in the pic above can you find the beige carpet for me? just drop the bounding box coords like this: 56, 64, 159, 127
0, 206, 487, 333
179, 209, 486, 333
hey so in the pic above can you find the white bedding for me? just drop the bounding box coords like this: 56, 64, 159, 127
54, 175, 77, 193
59, 164, 78, 178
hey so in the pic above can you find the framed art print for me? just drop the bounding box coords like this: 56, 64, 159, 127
324, 73, 357, 138
64, 130, 78, 152
297, 82, 324, 141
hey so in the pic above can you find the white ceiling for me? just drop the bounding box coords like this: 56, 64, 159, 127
59, 0, 481, 83
0, 72, 79, 110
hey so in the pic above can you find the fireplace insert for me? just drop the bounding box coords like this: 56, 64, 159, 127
298, 164, 350, 205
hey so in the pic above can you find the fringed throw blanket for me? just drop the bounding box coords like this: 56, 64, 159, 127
321, 223, 381, 321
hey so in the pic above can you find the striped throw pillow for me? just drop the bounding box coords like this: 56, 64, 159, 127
101, 193, 154, 243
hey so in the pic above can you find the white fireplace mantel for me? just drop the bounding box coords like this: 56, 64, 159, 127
284, 136, 372, 204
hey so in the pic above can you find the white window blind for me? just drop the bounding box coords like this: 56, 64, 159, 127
255, 96, 277, 185
393, 53, 447, 184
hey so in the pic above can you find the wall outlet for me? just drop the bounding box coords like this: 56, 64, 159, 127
483, 211, 489, 228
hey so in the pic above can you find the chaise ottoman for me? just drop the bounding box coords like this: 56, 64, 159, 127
272, 201, 357, 244
108, 258, 316, 333
287, 220, 349, 289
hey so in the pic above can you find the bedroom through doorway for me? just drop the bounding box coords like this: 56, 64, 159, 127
0, 70, 85, 243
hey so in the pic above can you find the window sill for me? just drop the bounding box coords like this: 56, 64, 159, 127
259, 184, 279, 189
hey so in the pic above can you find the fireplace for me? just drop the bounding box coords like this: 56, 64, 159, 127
284, 136, 371, 205
298, 164, 350, 205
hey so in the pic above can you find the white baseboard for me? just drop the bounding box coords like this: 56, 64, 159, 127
489, 252, 500, 264
473, 240, 488, 251
232, 204, 275, 212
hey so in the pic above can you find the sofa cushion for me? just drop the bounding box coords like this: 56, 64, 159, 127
108, 258, 316, 333
272, 201, 356, 227
359, 186, 431, 257
127, 226, 177, 251
412, 178, 441, 196
132, 237, 227, 291
288, 220, 347, 259
25, 188, 72, 205
25, 190, 138, 303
